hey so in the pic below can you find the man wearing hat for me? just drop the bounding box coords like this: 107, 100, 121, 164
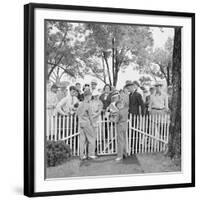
91, 79, 98, 97
56, 85, 79, 115
149, 82, 169, 115
76, 90, 96, 160
125, 81, 144, 115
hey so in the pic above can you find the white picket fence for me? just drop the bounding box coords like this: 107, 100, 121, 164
46, 114, 170, 156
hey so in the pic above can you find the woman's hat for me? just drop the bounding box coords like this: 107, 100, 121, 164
69, 85, 79, 92
91, 79, 97, 85
133, 81, 140, 87
124, 81, 134, 88
154, 82, 163, 87
141, 86, 148, 92
51, 84, 58, 89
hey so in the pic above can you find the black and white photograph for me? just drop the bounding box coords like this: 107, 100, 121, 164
45, 20, 181, 178
24, 3, 195, 197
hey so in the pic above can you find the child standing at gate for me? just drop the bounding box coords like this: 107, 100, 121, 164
115, 100, 129, 161
106, 91, 120, 122
76, 90, 97, 160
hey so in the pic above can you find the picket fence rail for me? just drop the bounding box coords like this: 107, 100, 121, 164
46, 113, 170, 156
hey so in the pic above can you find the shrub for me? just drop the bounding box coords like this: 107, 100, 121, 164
46, 140, 71, 167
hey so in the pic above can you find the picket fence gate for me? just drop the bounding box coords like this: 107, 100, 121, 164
46, 113, 170, 156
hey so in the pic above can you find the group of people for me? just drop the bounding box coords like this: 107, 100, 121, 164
47, 79, 172, 161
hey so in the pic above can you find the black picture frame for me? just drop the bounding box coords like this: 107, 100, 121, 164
24, 3, 195, 197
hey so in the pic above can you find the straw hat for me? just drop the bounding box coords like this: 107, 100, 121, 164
91, 79, 98, 85
154, 81, 163, 87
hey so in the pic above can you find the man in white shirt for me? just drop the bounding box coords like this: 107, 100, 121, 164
91, 79, 98, 97
149, 82, 169, 115
56, 86, 79, 115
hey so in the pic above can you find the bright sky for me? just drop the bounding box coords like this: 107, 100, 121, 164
151, 27, 174, 49
61, 27, 174, 90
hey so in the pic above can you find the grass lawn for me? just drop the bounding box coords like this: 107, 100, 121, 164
46, 153, 181, 179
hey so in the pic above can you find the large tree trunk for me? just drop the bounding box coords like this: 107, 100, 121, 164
113, 72, 118, 87
113, 63, 119, 87
167, 27, 182, 158
112, 38, 115, 85
167, 61, 172, 86
167, 63, 170, 86
103, 52, 112, 86
47, 55, 64, 79
101, 56, 106, 83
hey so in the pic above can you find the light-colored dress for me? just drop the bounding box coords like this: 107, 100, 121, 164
149, 92, 168, 116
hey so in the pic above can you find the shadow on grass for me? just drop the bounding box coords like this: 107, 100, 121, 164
79, 155, 141, 167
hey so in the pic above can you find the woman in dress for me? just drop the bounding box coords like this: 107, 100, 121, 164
99, 84, 112, 112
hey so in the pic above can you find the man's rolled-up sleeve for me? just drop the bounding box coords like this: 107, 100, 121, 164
137, 94, 145, 115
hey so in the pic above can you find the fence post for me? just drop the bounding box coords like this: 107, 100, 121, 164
160, 114, 164, 151
73, 115, 77, 156
111, 121, 114, 154
142, 115, 145, 153
144, 115, 148, 153
129, 115, 132, 155
157, 114, 161, 152
99, 116, 102, 155
77, 119, 80, 156
132, 114, 136, 154
58, 115, 61, 140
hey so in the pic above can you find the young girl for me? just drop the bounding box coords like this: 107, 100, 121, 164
106, 91, 120, 121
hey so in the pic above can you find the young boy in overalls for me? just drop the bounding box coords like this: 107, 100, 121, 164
115, 100, 129, 161
76, 90, 96, 160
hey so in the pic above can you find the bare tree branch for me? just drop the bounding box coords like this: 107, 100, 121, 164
103, 51, 112, 86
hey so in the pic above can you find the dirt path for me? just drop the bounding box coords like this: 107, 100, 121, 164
46, 153, 180, 179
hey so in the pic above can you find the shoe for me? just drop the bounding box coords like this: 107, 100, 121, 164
123, 154, 128, 159
88, 155, 97, 159
80, 155, 87, 160
115, 157, 123, 161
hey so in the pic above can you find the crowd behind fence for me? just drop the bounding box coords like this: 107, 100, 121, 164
46, 113, 170, 156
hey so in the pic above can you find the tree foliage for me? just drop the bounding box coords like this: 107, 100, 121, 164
46, 21, 174, 88
139, 76, 152, 87
152, 37, 173, 85
79, 24, 154, 86
135, 36, 174, 85
46, 21, 85, 84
